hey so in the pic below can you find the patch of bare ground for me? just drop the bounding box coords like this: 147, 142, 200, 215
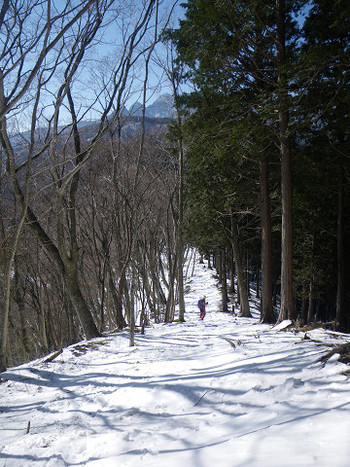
71, 340, 108, 357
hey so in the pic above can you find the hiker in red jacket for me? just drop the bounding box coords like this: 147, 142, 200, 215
197, 296, 208, 320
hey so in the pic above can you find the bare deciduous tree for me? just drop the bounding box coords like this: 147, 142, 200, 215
0, 0, 159, 370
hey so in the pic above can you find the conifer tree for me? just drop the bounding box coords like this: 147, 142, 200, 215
167, 0, 303, 321
299, 0, 350, 330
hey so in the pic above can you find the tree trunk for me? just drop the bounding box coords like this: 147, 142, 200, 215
276, 0, 295, 323
307, 276, 314, 324
177, 241, 186, 322
335, 174, 345, 330
301, 294, 307, 326
165, 257, 177, 323
176, 97, 186, 323
65, 266, 100, 339
229, 253, 235, 295
0, 74, 31, 370
108, 266, 127, 330
259, 153, 275, 323
230, 212, 251, 317
129, 265, 136, 347
246, 252, 250, 299
221, 249, 228, 312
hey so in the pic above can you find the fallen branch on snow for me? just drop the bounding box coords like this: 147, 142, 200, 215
194, 389, 215, 406
44, 349, 63, 363
222, 337, 242, 348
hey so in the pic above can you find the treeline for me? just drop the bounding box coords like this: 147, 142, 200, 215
166, 0, 350, 329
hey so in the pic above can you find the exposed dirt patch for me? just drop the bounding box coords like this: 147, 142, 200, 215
71, 340, 108, 357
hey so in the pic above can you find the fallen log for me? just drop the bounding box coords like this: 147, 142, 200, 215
44, 348, 63, 363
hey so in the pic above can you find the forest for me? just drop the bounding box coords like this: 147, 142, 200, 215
0, 0, 349, 372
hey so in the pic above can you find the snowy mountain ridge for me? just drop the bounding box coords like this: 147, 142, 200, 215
128, 93, 175, 119
1, 255, 350, 466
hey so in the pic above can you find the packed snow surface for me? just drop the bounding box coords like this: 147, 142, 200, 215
1, 256, 350, 466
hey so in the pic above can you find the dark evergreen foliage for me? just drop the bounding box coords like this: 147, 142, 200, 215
167, 0, 350, 329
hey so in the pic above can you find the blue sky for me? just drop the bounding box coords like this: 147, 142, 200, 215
4, 1, 186, 131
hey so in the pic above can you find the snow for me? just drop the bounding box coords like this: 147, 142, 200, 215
1, 257, 350, 466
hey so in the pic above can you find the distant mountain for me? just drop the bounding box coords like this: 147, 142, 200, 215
128, 94, 174, 119
129, 101, 143, 117
6, 94, 175, 166
145, 94, 175, 119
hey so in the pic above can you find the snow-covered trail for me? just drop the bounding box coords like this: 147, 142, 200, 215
1, 258, 350, 466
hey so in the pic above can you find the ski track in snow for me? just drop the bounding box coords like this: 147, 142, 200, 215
1, 258, 350, 466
